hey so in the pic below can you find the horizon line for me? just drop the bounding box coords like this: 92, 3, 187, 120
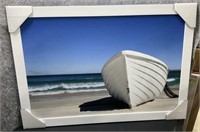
27, 72, 102, 77
27, 69, 181, 77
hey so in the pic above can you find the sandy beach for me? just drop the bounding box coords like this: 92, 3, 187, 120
30, 89, 179, 118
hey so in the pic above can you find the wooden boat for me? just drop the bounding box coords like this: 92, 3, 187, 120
101, 50, 168, 108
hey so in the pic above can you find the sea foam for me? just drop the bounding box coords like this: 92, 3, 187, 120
167, 78, 176, 82
29, 82, 106, 94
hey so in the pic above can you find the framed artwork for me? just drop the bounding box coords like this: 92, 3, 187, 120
6, 3, 197, 129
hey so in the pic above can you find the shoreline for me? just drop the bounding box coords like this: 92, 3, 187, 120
30, 90, 108, 101
30, 87, 179, 100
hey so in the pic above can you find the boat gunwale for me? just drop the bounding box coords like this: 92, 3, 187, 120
102, 50, 168, 73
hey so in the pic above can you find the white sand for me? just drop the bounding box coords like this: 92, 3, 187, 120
30, 89, 179, 118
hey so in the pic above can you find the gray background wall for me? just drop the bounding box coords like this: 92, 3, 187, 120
0, 0, 199, 131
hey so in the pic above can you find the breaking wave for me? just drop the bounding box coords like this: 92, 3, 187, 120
29, 82, 106, 95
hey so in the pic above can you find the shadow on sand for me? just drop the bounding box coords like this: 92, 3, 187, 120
79, 97, 130, 112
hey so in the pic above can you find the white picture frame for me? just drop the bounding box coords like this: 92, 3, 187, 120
6, 3, 197, 129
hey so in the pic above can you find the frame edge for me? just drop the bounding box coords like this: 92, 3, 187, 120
6, 6, 33, 33
174, 3, 198, 28
166, 100, 188, 119
21, 109, 45, 129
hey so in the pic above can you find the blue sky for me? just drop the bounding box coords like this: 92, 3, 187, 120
21, 15, 184, 75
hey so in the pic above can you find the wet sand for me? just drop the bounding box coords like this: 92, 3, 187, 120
30, 89, 179, 118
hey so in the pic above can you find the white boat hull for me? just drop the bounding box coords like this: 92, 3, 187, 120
102, 50, 168, 108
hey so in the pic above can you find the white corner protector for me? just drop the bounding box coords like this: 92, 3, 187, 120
166, 100, 188, 120
6, 6, 32, 33
174, 3, 197, 28
21, 109, 45, 129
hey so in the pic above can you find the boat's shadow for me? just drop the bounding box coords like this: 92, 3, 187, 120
79, 97, 129, 112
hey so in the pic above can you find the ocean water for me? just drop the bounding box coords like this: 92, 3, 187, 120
167, 70, 181, 88
28, 70, 180, 96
